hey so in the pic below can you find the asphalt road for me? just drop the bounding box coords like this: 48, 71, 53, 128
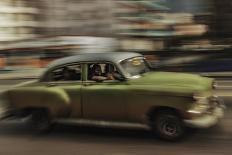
0, 79, 231, 155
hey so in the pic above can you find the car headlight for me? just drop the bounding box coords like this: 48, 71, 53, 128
188, 94, 210, 117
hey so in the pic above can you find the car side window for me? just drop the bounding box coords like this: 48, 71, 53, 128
48, 64, 82, 81
87, 63, 119, 82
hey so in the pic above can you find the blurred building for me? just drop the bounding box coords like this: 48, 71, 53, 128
36, 0, 114, 37
0, 0, 231, 70
0, 0, 40, 42
0, 0, 116, 69
113, 0, 214, 67
0, 0, 115, 42
211, 0, 232, 40
0, 0, 231, 48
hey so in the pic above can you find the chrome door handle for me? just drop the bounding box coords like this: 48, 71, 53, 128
83, 83, 91, 86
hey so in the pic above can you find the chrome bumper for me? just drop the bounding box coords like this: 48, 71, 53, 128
184, 96, 225, 128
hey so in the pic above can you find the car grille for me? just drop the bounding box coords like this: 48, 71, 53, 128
206, 96, 224, 114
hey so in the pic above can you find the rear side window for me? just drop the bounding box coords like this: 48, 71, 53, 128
46, 64, 82, 81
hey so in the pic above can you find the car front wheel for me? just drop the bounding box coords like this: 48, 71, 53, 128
150, 111, 185, 141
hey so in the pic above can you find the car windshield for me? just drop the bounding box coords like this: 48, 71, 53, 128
120, 57, 150, 78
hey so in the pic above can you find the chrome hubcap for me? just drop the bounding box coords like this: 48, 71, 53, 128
159, 119, 178, 136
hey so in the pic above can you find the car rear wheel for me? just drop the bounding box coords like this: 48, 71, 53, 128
149, 111, 185, 141
29, 109, 52, 133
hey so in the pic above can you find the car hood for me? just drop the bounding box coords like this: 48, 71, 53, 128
128, 72, 213, 93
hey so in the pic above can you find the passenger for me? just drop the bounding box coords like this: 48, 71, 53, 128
62, 66, 72, 80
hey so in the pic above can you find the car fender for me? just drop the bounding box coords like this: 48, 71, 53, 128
127, 90, 193, 123
5, 87, 71, 117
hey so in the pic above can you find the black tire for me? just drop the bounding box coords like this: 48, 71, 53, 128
149, 111, 185, 141
29, 109, 52, 133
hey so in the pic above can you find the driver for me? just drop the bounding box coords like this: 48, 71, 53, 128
90, 64, 107, 81
104, 64, 115, 80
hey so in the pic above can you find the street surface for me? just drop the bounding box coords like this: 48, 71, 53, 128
0, 79, 231, 155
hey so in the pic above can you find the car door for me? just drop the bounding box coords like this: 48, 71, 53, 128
43, 63, 83, 118
82, 63, 128, 121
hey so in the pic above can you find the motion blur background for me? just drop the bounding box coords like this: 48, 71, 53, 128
0, 0, 232, 77
0, 1, 232, 155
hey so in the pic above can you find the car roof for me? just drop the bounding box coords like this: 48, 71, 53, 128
47, 52, 142, 69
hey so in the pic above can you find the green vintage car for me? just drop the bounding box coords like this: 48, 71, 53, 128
0, 52, 225, 140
